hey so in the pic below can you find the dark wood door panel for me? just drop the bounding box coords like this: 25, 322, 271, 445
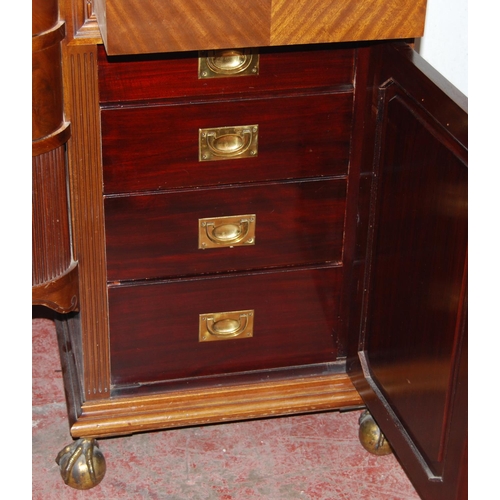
364, 92, 467, 473
350, 44, 467, 500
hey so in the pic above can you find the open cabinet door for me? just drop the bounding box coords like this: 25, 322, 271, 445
350, 43, 467, 500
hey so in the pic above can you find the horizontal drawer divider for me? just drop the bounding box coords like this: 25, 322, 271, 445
107, 261, 344, 288
99, 86, 354, 110
103, 174, 349, 200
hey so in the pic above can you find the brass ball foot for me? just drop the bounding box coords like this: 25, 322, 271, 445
358, 410, 392, 456
55, 438, 106, 489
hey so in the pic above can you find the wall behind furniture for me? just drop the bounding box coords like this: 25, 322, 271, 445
416, 0, 468, 96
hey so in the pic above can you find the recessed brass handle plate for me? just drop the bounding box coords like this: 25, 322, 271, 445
199, 309, 254, 342
198, 49, 259, 79
199, 125, 258, 162
198, 214, 256, 249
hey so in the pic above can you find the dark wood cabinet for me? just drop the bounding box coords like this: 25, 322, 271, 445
32, 1, 467, 497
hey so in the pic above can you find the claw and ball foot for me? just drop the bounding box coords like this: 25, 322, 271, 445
55, 438, 106, 489
358, 410, 392, 456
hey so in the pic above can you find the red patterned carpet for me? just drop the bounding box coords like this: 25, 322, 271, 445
33, 314, 421, 499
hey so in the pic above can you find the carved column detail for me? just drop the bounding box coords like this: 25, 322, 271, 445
32, 0, 79, 313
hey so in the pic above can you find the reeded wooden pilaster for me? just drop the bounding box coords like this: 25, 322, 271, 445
63, 42, 110, 399
32, 0, 78, 313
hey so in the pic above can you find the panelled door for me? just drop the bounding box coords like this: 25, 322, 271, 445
350, 43, 468, 500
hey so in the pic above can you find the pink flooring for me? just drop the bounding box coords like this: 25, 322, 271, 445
33, 315, 422, 499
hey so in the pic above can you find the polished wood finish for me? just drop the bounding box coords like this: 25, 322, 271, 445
71, 372, 363, 438
97, 44, 355, 103
32, 0, 78, 313
348, 43, 467, 500
32, 23, 65, 141
33, 0, 59, 35
32, 145, 79, 312
32, 263, 79, 313
63, 44, 110, 399
94, 0, 427, 55
95, 0, 269, 55
32, 148, 74, 287
105, 180, 346, 280
63, 0, 101, 42
109, 266, 342, 386
270, 0, 427, 46
101, 94, 352, 193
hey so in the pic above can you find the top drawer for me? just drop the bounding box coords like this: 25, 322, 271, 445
98, 44, 355, 104
94, 0, 427, 56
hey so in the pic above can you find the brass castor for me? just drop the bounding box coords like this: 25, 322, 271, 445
55, 438, 106, 490
358, 410, 392, 456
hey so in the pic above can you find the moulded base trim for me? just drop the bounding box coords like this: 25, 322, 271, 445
71, 373, 364, 438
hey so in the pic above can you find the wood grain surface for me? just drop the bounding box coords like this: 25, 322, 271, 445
64, 44, 111, 399
100, 93, 352, 193
71, 372, 363, 438
97, 44, 355, 104
108, 266, 342, 385
104, 180, 347, 280
94, 0, 427, 55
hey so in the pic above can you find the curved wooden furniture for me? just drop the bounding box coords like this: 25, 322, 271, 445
32, 0, 78, 313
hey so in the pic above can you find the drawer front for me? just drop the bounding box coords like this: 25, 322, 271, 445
101, 93, 353, 194
109, 266, 341, 386
105, 179, 346, 281
98, 44, 354, 104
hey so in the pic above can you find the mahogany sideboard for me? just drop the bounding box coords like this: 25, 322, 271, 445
32, 1, 467, 498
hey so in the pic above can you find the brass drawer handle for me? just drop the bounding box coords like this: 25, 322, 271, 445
199, 125, 258, 162
206, 219, 249, 244
198, 49, 259, 79
199, 310, 254, 342
207, 315, 248, 337
199, 214, 256, 249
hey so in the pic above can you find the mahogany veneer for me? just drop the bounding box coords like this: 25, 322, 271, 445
100, 93, 353, 193
109, 266, 342, 386
97, 44, 355, 103
104, 180, 347, 280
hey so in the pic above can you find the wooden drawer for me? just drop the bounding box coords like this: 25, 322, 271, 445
109, 266, 341, 387
105, 179, 346, 281
97, 44, 354, 104
101, 92, 353, 194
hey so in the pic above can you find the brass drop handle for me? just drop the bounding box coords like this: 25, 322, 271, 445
206, 314, 249, 338
199, 310, 254, 342
198, 214, 256, 249
207, 50, 252, 74
198, 48, 259, 79
205, 219, 250, 245
206, 130, 251, 157
199, 125, 258, 162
